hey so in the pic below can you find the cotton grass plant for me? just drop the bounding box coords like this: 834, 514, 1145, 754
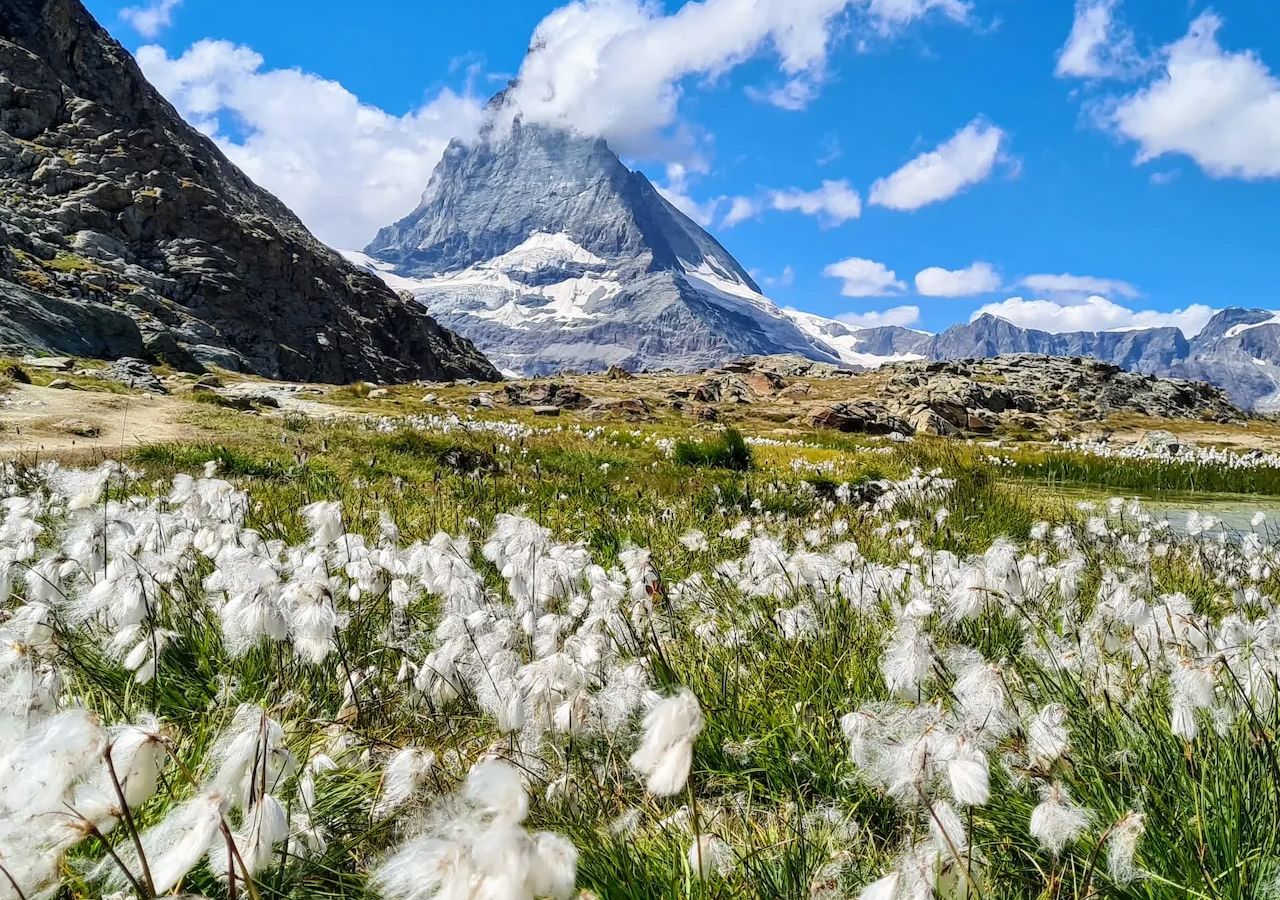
2, 407, 1280, 899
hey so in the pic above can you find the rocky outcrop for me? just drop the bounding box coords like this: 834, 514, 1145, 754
0, 0, 498, 383
874, 356, 1241, 431
0, 278, 145, 358
502, 381, 591, 410
838, 312, 1280, 412
806, 402, 913, 436
722, 354, 857, 379
796, 354, 1242, 437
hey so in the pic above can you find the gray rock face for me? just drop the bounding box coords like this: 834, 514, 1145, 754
1, 0, 498, 383
361, 114, 839, 375
801, 353, 1241, 438
874, 355, 1240, 425
1, 278, 144, 358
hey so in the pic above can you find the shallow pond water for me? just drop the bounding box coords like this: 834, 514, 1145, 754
1029, 483, 1280, 536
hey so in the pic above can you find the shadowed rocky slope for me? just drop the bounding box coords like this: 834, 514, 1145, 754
0, 0, 498, 383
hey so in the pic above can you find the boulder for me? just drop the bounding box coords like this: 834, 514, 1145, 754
504, 382, 591, 410
55, 418, 99, 437
584, 398, 652, 420
742, 371, 786, 396
105, 357, 167, 393
20, 355, 73, 371
531, 405, 561, 417
1141, 429, 1193, 454
807, 402, 913, 436
909, 409, 958, 437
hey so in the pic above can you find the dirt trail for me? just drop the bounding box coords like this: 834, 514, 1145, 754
0, 383, 193, 456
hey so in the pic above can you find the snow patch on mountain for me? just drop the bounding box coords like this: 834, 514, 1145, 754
1224, 313, 1280, 339
781, 308, 928, 368
344, 235, 624, 330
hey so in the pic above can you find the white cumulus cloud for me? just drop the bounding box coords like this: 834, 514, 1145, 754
720, 179, 861, 227
502, 0, 972, 160
1020, 272, 1139, 300
823, 256, 906, 296
836, 305, 921, 327
503, 0, 853, 160
769, 180, 862, 225
120, 0, 181, 39
1108, 12, 1280, 180
915, 262, 1001, 297
1055, 0, 1144, 79
974, 295, 1216, 336
135, 40, 484, 249
868, 118, 1007, 210
721, 195, 763, 228
859, 0, 971, 34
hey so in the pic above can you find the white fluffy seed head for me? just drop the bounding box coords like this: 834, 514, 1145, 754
1030, 782, 1090, 854
629, 688, 703, 797
1107, 811, 1146, 884
687, 835, 732, 880
1026, 703, 1070, 768
464, 759, 529, 825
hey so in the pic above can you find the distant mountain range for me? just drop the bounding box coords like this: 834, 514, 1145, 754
352, 102, 1280, 410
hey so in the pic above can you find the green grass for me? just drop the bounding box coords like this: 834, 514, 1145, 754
189, 389, 243, 409
675, 427, 753, 471
47, 250, 101, 273
1004, 448, 1280, 495
12, 406, 1280, 900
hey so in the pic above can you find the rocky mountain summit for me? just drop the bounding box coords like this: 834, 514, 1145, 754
355, 109, 842, 376
351, 104, 1279, 408
0, 0, 497, 383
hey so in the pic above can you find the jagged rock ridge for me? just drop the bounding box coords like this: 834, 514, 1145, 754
888, 311, 1280, 412
359, 113, 846, 376
0, 0, 498, 383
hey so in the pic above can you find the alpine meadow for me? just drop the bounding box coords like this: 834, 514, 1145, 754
5, 0, 1280, 899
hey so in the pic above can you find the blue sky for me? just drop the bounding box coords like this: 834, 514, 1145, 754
84, 0, 1280, 335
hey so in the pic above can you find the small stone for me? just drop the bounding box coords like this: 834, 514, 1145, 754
531, 405, 561, 417
47, 378, 76, 390
21, 356, 74, 371
56, 418, 100, 437
367, 388, 392, 399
